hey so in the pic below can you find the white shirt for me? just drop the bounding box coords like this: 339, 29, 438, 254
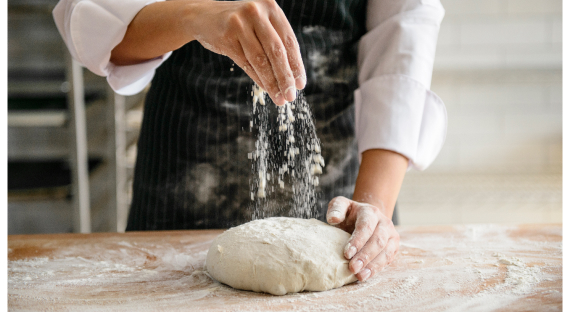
52, 0, 446, 171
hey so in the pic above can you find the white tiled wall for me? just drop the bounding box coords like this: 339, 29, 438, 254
434, 0, 562, 71
428, 0, 562, 173
399, 0, 561, 225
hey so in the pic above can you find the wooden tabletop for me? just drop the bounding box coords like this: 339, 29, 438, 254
8, 224, 562, 311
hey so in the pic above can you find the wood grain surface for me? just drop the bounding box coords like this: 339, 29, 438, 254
8, 224, 562, 311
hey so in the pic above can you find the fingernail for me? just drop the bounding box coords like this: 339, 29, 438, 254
327, 210, 342, 225
273, 92, 286, 106
345, 245, 357, 259
351, 259, 363, 274
285, 86, 296, 102
296, 76, 306, 90
358, 268, 371, 281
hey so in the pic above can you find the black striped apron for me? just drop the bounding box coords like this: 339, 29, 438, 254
127, 0, 368, 230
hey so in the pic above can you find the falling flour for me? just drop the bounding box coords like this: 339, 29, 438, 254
248, 84, 324, 219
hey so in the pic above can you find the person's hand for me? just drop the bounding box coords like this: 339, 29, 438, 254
187, 0, 306, 105
326, 196, 400, 281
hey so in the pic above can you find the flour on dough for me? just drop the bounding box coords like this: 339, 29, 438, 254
205, 217, 357, 295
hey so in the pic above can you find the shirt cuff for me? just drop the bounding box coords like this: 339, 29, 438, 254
354, 75, 447, 171
107, 52, 172, 95
53, 0, 167, 95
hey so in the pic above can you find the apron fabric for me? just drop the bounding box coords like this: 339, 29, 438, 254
126, 0, 369, 231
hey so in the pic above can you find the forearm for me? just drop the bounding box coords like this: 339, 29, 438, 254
352, 149, 408, 220
110, 1, 199, 66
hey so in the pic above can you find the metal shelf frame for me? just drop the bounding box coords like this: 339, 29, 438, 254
8, 2, 143, 234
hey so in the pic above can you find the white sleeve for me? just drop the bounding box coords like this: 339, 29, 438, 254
52, 0, 172, 95
355, 0, 446, 170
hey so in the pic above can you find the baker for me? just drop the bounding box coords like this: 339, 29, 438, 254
53, 0, 446, 283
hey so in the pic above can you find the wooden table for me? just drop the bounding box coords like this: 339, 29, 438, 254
8, 224, 562, 311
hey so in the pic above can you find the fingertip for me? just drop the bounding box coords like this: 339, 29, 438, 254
272, 92, 287, 106
326, 210, 343, 225
327, 196, 350, 225
295, 75, 306, 90
284, 86, 296, 102
357, 268, 371, 282
350, 259, 363, 274
328, 196, 349, 212
344, 244, 357, 260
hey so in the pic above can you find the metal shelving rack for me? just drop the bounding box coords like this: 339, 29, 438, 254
8, 0, 142, 234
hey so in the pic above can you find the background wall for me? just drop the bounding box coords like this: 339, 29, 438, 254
398, 0, 562, 225
431, 0, 561, 173
436, 0, 561, 71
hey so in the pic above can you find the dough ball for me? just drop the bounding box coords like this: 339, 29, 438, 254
205, 217, 357, 295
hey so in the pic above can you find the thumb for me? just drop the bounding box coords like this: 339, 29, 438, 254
326, 196, 351, 225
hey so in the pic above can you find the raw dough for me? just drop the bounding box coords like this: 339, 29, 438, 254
205, 217, 357, 295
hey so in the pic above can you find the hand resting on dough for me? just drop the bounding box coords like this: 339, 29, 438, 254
326, 196, 400, 282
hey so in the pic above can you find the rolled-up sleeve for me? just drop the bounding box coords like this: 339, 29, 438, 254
52, 0, 172, 95
355, 0, 446, 170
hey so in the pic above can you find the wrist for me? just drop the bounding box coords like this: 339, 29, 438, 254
352, 149, 408, 219
111, 1, 199, 65
355, 197, 391, 220
352, 194, 386, 214
178, 2, 201, 44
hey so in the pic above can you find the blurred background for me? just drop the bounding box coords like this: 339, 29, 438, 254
7, 0, 562, 234
399, 0, 562, 225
